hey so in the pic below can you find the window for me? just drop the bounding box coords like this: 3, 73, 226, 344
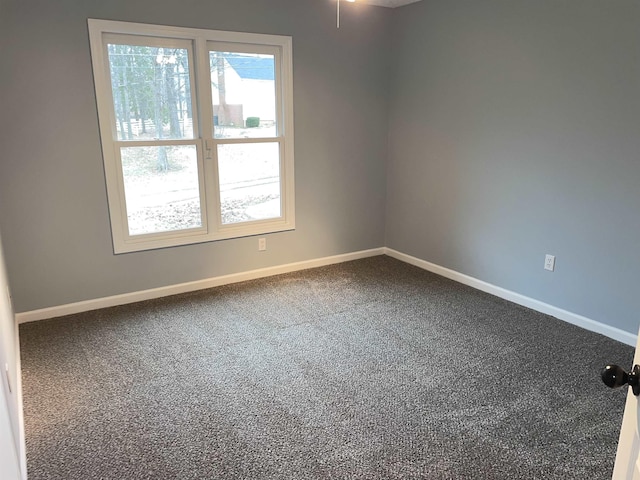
88, 20, 294, 253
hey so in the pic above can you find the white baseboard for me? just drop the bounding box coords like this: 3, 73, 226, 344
384, 248, 637, 347
15, 248, 385, 324
16, 245, 636, 347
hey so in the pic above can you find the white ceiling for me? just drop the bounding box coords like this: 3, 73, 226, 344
359, 0, 423, 7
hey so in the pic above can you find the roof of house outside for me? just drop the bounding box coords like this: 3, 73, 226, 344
224, 53, 275, 81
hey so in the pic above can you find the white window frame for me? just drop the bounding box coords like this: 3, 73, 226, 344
88, 19, 295, 253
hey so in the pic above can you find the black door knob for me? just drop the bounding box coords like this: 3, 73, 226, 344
601, 364, 640, 396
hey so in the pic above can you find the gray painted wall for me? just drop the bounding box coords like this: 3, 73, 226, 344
387, 0, 640, 334
0, 0, 391, 312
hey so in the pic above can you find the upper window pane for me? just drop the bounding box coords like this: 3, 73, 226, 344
107, 43, 194, 141
210, 52, 277, 139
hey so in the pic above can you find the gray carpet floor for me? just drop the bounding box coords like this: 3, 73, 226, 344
19, 255, 633, 479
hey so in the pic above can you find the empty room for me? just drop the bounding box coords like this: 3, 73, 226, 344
1, 0, 639, 478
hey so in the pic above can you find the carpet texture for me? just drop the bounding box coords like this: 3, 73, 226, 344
19, 255, 633, 479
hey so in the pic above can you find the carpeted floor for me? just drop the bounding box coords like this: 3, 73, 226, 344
19, 255, 633, 479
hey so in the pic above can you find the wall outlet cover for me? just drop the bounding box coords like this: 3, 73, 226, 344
544, 254, 555, 272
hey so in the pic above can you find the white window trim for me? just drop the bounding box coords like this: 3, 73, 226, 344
88, 19, 295, 253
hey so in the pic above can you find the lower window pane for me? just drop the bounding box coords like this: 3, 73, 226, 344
120, 146, 202, 235
217, 143, 281, 224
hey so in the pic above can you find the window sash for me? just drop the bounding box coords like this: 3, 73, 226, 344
102, 34, 200, 143
207, 42, 284, 139
115, 141, 208, 240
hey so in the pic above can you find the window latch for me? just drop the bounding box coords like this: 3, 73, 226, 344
204, 139, 213, 159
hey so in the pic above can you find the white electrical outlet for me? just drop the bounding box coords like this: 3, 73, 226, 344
544, 254, 555, 272
258, 238, 267, 251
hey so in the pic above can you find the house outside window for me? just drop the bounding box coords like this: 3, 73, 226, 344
88, 20, 295, 253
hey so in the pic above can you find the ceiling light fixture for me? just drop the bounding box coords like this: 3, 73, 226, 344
337, 0, 356, 29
